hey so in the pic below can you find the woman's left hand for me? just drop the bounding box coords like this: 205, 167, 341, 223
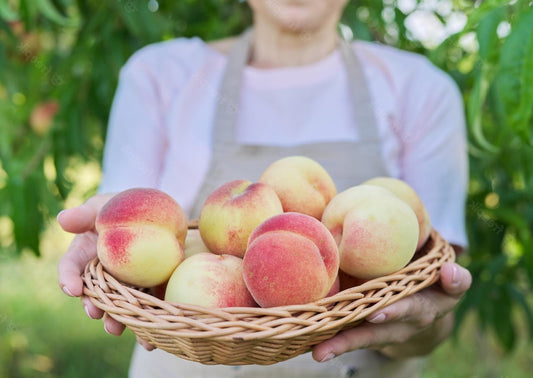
312, 262, 472, 362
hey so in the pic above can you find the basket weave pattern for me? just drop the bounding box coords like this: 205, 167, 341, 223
82, 229, 454, 365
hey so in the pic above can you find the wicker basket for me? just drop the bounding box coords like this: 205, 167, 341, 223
82, 228, 454, 366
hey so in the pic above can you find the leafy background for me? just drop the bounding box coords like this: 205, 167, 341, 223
1, 0, 532, 376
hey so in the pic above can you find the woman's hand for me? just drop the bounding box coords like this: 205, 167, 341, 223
57, 194, 156, 350
312, 262, 472, 362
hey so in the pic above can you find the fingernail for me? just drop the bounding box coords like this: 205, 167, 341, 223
104, 322, 112, 335
84, 305, 92, 319
56, 210, 65, 222
367, 312, 386, 323
320, 353, 336, 363
452, 265, 460, 287
62, 286, 74, 297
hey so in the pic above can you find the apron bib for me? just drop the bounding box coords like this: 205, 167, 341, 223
130, 29, 424, 378
189, 29, 387, 219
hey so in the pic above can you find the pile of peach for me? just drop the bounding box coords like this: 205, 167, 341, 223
96, 156, 431, 308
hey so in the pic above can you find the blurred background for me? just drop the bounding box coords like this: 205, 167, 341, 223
1, 0, 532, 377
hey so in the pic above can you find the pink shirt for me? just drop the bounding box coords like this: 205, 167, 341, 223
99, 37, 468, 247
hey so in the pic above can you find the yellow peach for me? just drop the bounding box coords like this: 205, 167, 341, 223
96, 188, 187, 287
198, 180, 283, 257
363, 177, 432, 250
164, 252, 257, 308
321, 185, 397, 245
259, 156, 337, 219
243, 212, 339, 307
322, 185, 419, 279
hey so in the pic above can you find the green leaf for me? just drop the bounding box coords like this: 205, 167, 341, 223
463, 0, 511, 31
477, 6, 507, 62
468, 63, 499, 152
0, 17, 15, 42
492, 290, 517, 352
7, 174, 42, 256
34, 0, 78, 27
506, 284, 533, 339
497, 8, 533, 142
0, 1, 19, 21
19, 0, 35, 29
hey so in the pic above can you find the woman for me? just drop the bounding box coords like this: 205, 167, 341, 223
57, 1, 472, 376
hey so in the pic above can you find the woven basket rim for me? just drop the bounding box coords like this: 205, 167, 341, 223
83, 228, 454, 339
82, 228, 454, 365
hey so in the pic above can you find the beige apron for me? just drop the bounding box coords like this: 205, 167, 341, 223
189, 29, 385, 219
130, 30, 424, 377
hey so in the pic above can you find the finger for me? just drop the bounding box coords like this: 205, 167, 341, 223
136, 336, 156, 351
82, 296, 104, 319
102, 313, 126, 336
312, 322, 415, 362
439, 262, 472, 297
81, 297, 126, 336
367, 290, 459, 329
365, 263, 472, 326
57, 193, 114, 234
57, 205, 97, 234
58, 232, 98, 297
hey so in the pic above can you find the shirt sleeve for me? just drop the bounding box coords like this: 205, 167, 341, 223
98, 55, 167, 194
398, 63, 469, 248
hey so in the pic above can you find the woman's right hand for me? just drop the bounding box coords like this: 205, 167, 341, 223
57, 193, 155, 350
57, 194, 124, 332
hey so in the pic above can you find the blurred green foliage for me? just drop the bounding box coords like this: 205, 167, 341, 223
1, 0, 532, 355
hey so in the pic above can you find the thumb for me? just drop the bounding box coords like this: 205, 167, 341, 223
439, 262, 472, 298
57, 193, 115, 234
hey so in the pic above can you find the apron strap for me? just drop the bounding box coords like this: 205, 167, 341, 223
212, 28, 381, 146
338, 38, 380, 141
212, 28, 254, 148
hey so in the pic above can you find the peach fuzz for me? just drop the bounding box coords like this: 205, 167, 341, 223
243, 212, 339, 307
258, 156, 337, 219
96, 188, 187, 287
338, 194, 419, 279
243, 232, 330, 307
363, 177, 432, 250
96, 188, 188, 246
198, 180, 283, 258
321, 185, 398, 245
164, 253, 257, 308
248, 212, 339, 289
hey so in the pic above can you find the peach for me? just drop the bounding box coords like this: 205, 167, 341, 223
321, 185, 397, 245
248, 212, 339, 288
96, 188, 187, 287
363, 177, 432, 250
183, 229, 210, 259
164, 252, 257, 308
243, 212, 339, 307
30, 101, 59, 135
198, 180, 283, 257
322, 185, 419, 279
259, 156, 337, 219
